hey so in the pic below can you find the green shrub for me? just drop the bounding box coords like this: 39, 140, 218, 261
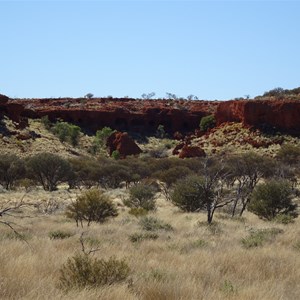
52, 121, 81, 146
126, 183, 156, 211
200, 115, 216, 132
171, 176, 212, 212
65, 189, 118, 226
128, 207, 148, 218
248, 180, 298, 221
59, 254, 130, 290
111, 150, 120, 160
27, 153, 71, 191
0, 154, 26, 190
139, 216, 173, 232
129, 232, 159, 243
273, 214, 295, 224
241, 228, 283, 248
41, 115, 52, 130
48, 230, 73, 240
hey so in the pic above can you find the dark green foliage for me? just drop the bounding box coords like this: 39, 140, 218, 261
59, 254, 130, 290
241, 228, 283, 248
139, 216, 173, 232
277, 144, 300, 165
65, 189, 118, 226
0, 154, 25, 189
52, 121, 81, 146
27, 153, 71, 191
126, 183, 156, 211
111, 150, 120, 160
41, 115, 52, 130
171, 176, 211, 212
248, 180, 298, 220
200, 115, 216, 132
48, 230, 73, 240
155, 166, 192, 200
128, 207, 148, 217
91, 127, 115, 154
156, 124, 166, 138
129, 232, 159, 243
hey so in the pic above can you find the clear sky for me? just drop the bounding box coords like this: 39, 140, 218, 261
1, 0, 300, 100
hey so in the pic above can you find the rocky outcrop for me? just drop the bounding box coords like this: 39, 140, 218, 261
0, 97, 219, 134
216, 100, 300, 135
106, 131, 142, 158
178, 145, 206, 158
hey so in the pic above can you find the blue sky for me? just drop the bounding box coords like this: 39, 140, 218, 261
1, 0, 300, 100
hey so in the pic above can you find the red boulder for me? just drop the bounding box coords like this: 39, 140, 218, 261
178, 145, 206, 159
106, 131, 142, 158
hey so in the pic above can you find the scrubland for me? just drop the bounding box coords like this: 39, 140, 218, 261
0, 188, 299, 300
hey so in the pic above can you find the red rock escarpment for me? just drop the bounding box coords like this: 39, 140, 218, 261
2, 97, 219, 133
106, 131, 142, 158
216, 100, 300, 134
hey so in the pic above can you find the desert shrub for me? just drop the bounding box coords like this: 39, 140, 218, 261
128, 207, 148, 217
171, 176, 211, 212
139, 216, 173, 232
241, 228, 283, 248
97, 162, 131, 189
248, 180, 298, 221
91, 127, 115, 154
27, 153, 71, 191
59, 254, 130, 290
69, 157, 100, 189
277, 144, 300, 165
48, 230, 73, 240
16, 178, 36, 192
65, 189, 118, 226
200, 115, 216, 132
154, 166, 192, 200
0, 154, 26, 190
41, 115, 52, 129
156, 124, 166, 138
180, 239, 207, 253
111, 150, 120, 160
126, 183, 156, 211
129, 232, 159, 243
52, 121, 81, 146
273, 213, 295, 224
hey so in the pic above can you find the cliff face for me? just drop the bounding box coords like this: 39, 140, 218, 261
216, 100, 300, 134
1, 94, 300, 135
1, 97, 218, 133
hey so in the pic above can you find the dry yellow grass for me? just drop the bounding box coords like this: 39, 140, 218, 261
0, 188, 299, 300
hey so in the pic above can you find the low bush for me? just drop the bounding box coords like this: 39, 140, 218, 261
65, 189, 118, 226
139, 216, 173, 232
241, 228, 283, 248
129, 232, 159, 243
200, 115, 216, 132
48, 230, 73, 240
128, 207, 148, 218
59, 254, 130, 290
125, 183, 156, 211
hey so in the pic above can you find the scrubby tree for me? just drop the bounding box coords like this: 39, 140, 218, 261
52, 121, 81, 146
65, 189, 118, 226
248, 180, 298, 220
0, 154, 25, 189
200, 115, 216, 132
27, 153, 71, 191
155, 166, 192, 201
126, 183, 156, 211
172, 158, 232, 224
225, 152, 275, 216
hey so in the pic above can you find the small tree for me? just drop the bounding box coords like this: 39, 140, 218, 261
156, 124, 166, 138
126, 183, 156, 211
0, 154, 25, 190
200, 115, 216, 132
85, 93, 94, 99
66, 189, 118, 226
27, 153, 71, 191
52, 121, 81, 146
248, 180, 298, 220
